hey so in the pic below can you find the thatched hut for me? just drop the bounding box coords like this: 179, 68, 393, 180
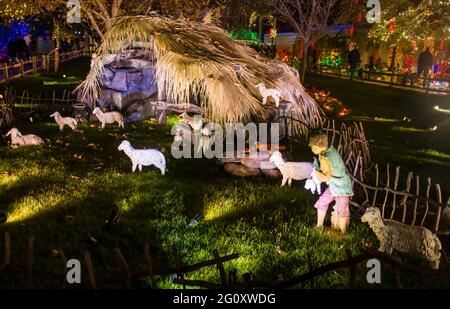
76, 13, 324, 135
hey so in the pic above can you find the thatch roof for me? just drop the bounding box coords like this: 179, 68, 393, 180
76, 13, 324, 135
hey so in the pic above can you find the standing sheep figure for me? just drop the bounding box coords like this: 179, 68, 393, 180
255, 83, 282, 108
92, 107, 125, 129
5, 128, 44, 147
361, 206, 442, 269
118, 140, 166, 175
50, 112, 78, 132
269, 151, 314, 187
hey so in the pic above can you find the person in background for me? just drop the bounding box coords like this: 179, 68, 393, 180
23, 33, 32, 58
348, 46, 361, 80
417, 47, 433, 87
15, 36, 27, 59
309, 134, 354, 234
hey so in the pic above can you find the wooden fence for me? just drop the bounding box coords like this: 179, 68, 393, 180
0, 231, 240, 289
349, 158, 450, 236
0, 50, 86, 84
315, 64, 450, 94
1, 231, 449, 289
3, 87, 77, 108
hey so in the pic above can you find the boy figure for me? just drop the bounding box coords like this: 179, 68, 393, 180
309, 134, 354, 234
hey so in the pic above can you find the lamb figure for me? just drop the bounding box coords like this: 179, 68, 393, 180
269, 151, 313, 187
304, 171, 323, 195
50, 112, 78, 132
361, 206, 442, 269
118, 140, 166, 175
5, 128, 44, 147
92, 107, 125, 129
255, 83, 282, 108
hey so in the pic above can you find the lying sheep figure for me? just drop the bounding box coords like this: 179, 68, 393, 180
269, 151, 313, 187
361, 206, 442, 269
118, 140, 166, 175
92, 107, 125, 129
6, 128, 44, 147
50, 112, 77, 132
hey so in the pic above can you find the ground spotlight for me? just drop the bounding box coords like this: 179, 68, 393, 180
434, 106, 439, 110
0, 213, 7, 225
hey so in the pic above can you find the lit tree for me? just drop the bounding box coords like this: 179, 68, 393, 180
368, 0, 450, 69
267, 0, 358, 82
0, 0, 218, 39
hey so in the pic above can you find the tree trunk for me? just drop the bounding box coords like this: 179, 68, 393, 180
258, 15, 263, 43
54, 39, 60, 73
300, 43, 310, 83
390, 46, 397, 72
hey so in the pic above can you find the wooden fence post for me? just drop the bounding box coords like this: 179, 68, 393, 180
308, 254, 314, 289
26, 236, 33, 288
59, 250, 67, 289
115, 248, 131, 288
3, 232, 11, 267
347, 250, 356, 288
4, 64, 9, 81
144, 243, 157, 288
83, 251, 97, 289
172, 246, 185, 289
20, 61, 25, 77
33, 56, 38, 74
212, 249, 227, 288
434, 184, 443, 232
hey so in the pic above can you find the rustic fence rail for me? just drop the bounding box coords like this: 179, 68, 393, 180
1, 231, 449, 289
314, 64, 450, 94
0, 50, 86, 84
3, 87, 77, 108
0, 232, 240, 289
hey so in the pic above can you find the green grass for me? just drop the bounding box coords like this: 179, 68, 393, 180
5, 57, 91, 95
0, 63, 448, 289
1, 118, 447, 289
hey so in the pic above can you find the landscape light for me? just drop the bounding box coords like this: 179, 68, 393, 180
0, 213, 7, 225
431, 126, 438, 131
434, 106, 439, 110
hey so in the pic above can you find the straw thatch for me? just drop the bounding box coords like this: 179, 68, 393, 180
76, 13, 325, 135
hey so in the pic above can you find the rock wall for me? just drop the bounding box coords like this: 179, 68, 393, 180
96, 53, 158, 112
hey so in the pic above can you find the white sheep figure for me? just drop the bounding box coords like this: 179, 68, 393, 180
50, 112, 78, 132
304, 172, 323, 195
255, 83, 282, 108
118, 140, 166, 175
361, 206, 442, 269
269, 151, 313, 187
5, 128, 44, 147
92, 107, 125, 129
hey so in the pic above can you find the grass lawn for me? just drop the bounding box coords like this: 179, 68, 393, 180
0, 118, 379, 288
6, 56, 91, 95
305, 73, 450, 193
0, 61, 448, 289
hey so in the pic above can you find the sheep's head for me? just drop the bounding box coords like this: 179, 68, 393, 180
255, 83, 264, 89
5, 128, 20, 138
361, 207, 382, 223
50, 112, 61, 118
92, 107, 101, 115
118, 140, 131, 152
269, 151, 283, 163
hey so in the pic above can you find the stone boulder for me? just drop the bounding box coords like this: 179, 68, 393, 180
223, 163, 262, 177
